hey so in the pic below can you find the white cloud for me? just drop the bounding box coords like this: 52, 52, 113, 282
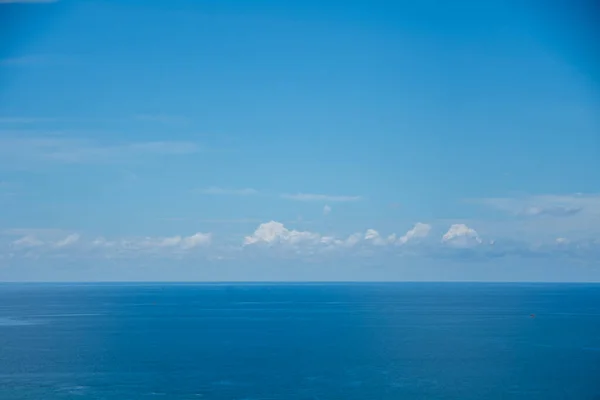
364, 229, 388, 246
343, 233, 362, 247
473, 194, 600, 218
321, 231, 382, 249
243, 221, 320, 246
158, 236, 183, 247
5, 222, 600, 264
442, 224, 482, 247
243, 221, 407, 250
363, 230, 403, 246
398, 222, 431, 245
6, 230, 212, 258
323, 205, 332, 215
467, 194, 600, 242
12, 235, 44, 248
128, 232, 212, 250
200, 187, 258, 196
243, 222, 428, 251
281, 193, 361, 202
92, 237, 112, 247
180, 233, 212, 249
54, 234, 80, 248
521, 206, 581, 217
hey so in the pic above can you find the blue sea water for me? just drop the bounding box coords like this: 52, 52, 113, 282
0, 283, 599, 399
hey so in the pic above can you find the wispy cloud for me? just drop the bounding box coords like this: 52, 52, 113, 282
12, 235, 44, 248
0, 137, 201, 166
473, 194, 600, 217
280, 193, 362, 202
54, 234, 80, 248
117, 233, 212, 251
200, 187, 259, 196
7, 231, 212, 257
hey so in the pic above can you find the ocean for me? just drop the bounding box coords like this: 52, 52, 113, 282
0, 283, 599, 399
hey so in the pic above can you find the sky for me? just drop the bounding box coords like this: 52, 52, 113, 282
0, 0, 599, 282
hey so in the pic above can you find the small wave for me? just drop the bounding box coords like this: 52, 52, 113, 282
58, 385, 89, 396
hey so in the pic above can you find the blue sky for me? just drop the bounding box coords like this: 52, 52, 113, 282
0, 0, 599, 281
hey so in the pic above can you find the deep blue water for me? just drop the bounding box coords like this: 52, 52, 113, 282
0, 283, 599, 399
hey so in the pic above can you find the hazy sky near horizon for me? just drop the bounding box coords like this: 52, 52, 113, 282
0, 0, 599, 281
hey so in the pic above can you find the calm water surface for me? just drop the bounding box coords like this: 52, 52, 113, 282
0, 283, 599, 399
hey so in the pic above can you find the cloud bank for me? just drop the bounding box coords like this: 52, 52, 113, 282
3, 219, 598, 263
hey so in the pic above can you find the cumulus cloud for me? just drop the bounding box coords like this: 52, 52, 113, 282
5, 222, 600, 263
344, 232, 362, 247
242, 221, 412, 252
323, 205, 332, 215
363, 229, 396, 246
54, 234, 80, 248
243, 221, 321, 246
281, 193, 361, 202
180, 233, 212, 249
442, 224, 482, 247
398, 223, 431, 245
